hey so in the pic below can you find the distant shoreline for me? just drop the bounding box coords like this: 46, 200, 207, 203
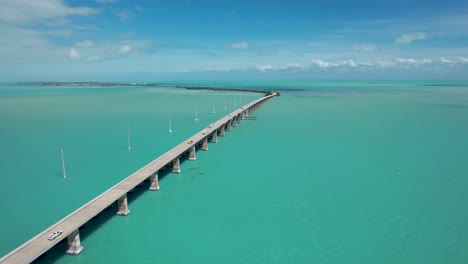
42, 82, 151, 87
42, 82, 280, 96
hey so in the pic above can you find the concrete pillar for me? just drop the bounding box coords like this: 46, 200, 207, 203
66, 229, 84, 255
237, 114, 241, 124
117, 194, 130, 216
149, 172, 160, 191
172, 158, 181, 173
226, 121, 231, 131
189, 147, 196, 160
202, 137, 208, 151
211, 131, 218, 143
220, 125, 225, 137
232, 118, 237, 127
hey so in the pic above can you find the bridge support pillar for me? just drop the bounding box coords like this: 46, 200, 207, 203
189, 147, 196, 160
117, 194, 130, 216
149, 172, 160, 191
211, 131, 218, 143
202, 137, 208, 151
172, 158, 181, 173
220, 125, 225, 137
226, 121, 231, 131
237, 114, 241, 124
232, 118, 237, 127
66, 229, 84, 255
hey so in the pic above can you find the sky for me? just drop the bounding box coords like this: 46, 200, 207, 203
1, 0, 468, 81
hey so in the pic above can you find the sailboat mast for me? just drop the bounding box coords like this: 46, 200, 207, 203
169, 113, 173, 133
127, 126, 131, 151
212, 95, 216, 114
195, 104, 199, 121
61, 147, 67, 179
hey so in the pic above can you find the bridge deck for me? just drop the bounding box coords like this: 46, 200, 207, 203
0, 93, 275, 264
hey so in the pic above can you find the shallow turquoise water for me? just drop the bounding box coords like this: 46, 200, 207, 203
1, 81, 468, 263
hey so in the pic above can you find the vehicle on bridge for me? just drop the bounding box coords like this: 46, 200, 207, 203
47, 230, 63, 241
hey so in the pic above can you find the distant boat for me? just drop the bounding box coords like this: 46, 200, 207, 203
211, 96, 216, 114
195, 104, 199, 122
168, 114, 173, 133
233, 96, 237, 106
61, 147, 67, 179
127, 126, 131, 151
224, 95, 227, 110
239, 95, 242, 104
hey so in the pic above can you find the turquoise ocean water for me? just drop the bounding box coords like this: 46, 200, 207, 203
1, 80, 468, 263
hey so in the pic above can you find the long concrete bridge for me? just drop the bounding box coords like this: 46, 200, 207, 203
0, 92, 277, 264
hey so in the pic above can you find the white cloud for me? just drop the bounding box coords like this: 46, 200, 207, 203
310, 59, 338, 68
69, 48, 81, 59
256, 64, 274, 71
394, 32, 427, 44
45, 29, 72, 36
311, 59, 372, 68
338, 59, 358, 67
75, 40, 95, 47
459, 57, 468, 63
376, 60, 396, 68
135, 5, 144, 12
283, 62, 304, 69
119, 45, 132, 54
87, 55, 101, 61
116, 10, 134, 21
353, 44, 377, 52
440, 57, 454, 63
0, 24, 65, 64
396, 57, 432, 65
231, 42, 248, 49
0, 0, 97, 25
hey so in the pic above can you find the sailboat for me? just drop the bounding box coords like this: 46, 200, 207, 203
224, 95, 227, 110
233, 96, 237, 106
61, 147, 67, 179
239, 95, 242, 104
168, 114, 173, 133
211, 96, 216, 114
127, 126, 131, 151
195, 104, 199, 122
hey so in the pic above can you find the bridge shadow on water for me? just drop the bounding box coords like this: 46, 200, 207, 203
33, 162, 175, 263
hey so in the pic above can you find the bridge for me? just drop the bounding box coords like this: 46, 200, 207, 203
0, 92, 277, 264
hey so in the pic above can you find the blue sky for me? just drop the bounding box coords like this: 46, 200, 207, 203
1, 0, 468, 81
